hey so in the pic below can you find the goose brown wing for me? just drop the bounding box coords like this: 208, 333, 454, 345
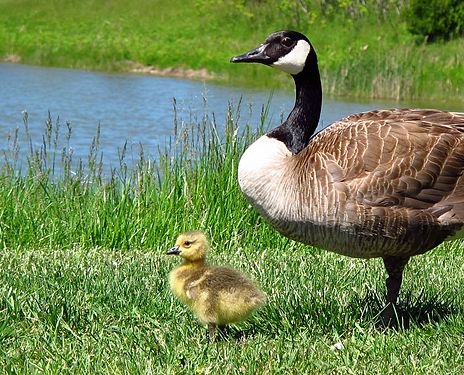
313, 109, 464, 220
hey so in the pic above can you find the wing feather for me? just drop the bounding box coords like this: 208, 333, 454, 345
305, 109, 464, 221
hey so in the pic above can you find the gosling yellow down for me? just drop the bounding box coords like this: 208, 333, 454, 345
166, 231, 265, 337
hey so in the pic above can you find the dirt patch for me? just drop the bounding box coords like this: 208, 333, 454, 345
2, 54, 21, 63
128, 62, 216, 80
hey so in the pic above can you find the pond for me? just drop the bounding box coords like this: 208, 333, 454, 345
0, 62, 457, 173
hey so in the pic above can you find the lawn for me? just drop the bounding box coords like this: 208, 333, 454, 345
0, 107, 463, 373
1, 245, 463, 373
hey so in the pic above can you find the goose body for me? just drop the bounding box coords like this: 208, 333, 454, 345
231, 30, 464, 323
166, 231, 265, 337
239, 108, 464, 259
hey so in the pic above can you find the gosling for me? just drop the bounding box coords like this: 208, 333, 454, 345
166, 231, 265, 338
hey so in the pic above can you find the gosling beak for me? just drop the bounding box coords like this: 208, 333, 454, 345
230, 43, 271, 64
166, 245, 181, 255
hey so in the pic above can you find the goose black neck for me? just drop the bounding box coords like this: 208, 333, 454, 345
268, 55, 322, 154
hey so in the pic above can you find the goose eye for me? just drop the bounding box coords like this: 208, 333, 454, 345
281, 37, 293, 47
184, 241, 191, 247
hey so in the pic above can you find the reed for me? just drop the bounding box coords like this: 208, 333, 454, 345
0, 100, 286, 251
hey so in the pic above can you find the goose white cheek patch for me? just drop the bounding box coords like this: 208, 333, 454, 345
272, 40, 311, 75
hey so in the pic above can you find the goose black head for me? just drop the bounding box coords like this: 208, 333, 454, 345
231, 30, 322, 154
230, 30, 315, 76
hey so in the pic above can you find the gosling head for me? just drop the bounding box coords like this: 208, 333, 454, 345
230, 30, 316, 76
166, 231, 209, 262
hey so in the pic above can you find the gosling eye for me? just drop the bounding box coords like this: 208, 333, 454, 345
281, 37, 293, 48
184, 241, 192, 247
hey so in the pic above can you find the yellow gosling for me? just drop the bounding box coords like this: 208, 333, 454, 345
166, 231, 266, 338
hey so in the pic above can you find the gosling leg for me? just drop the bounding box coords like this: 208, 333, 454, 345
207, 323, 216, 340
217, 324, 227, 339
207, 323, 228, 341
381, 255, 410, 326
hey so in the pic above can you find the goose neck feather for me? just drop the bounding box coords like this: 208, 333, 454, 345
267, 52, 322, 154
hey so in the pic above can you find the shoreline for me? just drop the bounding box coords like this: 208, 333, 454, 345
127, 61, 217, 81
1, 54, 218, 81
2, 55, 462, 106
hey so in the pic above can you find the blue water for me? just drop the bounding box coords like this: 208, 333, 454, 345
0, 63, 293, 170
0, 62, 444, 173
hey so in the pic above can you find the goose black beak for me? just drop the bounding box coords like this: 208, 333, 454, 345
166, 245, 181, 255
230, 44, 271, 64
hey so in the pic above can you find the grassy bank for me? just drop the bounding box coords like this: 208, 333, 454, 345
0, 0, 463, 101
0, 105, 275, 251
1, 106, 464, 372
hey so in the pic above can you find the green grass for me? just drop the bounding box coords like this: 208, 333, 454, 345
1, 105, 464, 373
0, 0, 463, 101
1, 246, 463, 373
0, 104, 277, 250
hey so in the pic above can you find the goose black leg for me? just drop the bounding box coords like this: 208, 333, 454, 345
381, 255, 410, 326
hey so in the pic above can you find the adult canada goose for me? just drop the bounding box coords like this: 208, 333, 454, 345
230, 30, 464, 324
166, 231, 265, 338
